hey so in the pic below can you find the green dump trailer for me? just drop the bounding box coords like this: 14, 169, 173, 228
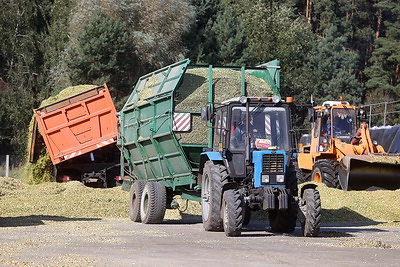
118, 59, 321, 237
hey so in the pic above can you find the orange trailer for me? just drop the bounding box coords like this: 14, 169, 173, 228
32, 84, 120, 187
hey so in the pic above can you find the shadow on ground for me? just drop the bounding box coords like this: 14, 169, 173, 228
0, 215, 101, 227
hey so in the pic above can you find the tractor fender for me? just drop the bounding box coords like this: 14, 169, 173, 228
199, 152, 223, 175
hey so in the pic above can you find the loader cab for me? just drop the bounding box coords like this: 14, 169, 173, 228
311, 102, 357, 152
213, 97, 292, 179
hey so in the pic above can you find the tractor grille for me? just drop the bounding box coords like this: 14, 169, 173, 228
262, 154, 284, 173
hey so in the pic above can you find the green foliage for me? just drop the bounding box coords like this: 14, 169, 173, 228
196, 4, 248, 65
66, 11, 130, 85
0, 0, 51, 155
309, 26, 363, 105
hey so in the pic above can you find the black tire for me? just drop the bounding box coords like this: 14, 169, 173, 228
140, 181, 167, 224
222, 189, 244, 237
286, 166, 299, 197
129, 180, 146, 222
311, 159, 340, 188
268, 195, 297, 233
201, 161, 225, 231
301, 188, 321, 237
242, 206, 251, 226
296, 169, 311, 184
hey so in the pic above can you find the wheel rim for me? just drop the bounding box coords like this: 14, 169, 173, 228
313, 169, 322, 183
202, 174, 210, 221
142, 191, 149, 216
223, 197, 228, 230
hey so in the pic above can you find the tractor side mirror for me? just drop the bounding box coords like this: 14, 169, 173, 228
201, 105, 212, 121
307, 108, 316, 122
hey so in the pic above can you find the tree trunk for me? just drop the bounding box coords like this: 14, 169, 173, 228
376, 8, 382, 38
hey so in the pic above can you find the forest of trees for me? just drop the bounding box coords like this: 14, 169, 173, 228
0, 0, 399, 157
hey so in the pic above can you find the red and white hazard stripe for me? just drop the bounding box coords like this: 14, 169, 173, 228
96, 138, 115, 148
63, 150, 82, 161
265, 115, 271, 135
173, 113, 191, 132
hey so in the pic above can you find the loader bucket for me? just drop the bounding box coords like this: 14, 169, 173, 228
338, 154, 400, 191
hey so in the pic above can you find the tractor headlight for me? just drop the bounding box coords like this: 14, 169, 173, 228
277, 175, 285, 183
261, 175, 270, 183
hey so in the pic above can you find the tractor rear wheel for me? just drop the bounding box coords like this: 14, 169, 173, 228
140, 181, 166, 224
300, 188, 321, 237
222, 189, 244, 237
129, 180, 146, 222
311, 159, 340, 188
201, 161, 225, 231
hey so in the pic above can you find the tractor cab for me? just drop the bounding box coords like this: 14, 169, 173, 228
211, 96, 293, 181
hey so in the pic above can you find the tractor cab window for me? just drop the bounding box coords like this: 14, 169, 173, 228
331, 108, 356, 143
229, 106, 289, 151
213, 109, 227, 149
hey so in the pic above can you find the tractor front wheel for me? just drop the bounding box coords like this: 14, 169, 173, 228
300, 188, 321, 237
222, 189, 244, 237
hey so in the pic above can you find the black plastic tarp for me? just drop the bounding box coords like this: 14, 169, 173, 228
369, 125, 400, 153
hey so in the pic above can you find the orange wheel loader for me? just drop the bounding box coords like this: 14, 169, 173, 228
297, 100, 400, 191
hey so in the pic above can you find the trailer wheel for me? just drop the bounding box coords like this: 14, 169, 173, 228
140, 181, 167, 224
268, 197, 297, 233
129, 180, 146, 222
222, 189, 244, 237
311, 159, 340, 188
201, 161, 224, 231
300, 188, 321, 237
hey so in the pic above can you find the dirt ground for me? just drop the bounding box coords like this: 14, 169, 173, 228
0, 216, 399, 267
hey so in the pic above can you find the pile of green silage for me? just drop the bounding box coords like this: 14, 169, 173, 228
1, 177, 399, 226
23, 85, 98, 185
174, 68, 274, 144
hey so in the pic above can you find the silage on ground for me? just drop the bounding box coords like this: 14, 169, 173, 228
1, 177, 399, 226
23, 85, 98, 185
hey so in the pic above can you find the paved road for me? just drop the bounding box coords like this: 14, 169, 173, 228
0, 216, 399, 266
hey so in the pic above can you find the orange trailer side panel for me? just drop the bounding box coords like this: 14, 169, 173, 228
34, 84, 117, 165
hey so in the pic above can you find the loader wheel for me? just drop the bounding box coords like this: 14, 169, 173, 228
295, 163, 311, 184
268, 196, 297, 233
311, 159, 340, 188
140, 181, 166, 224
300, 188, 321, 237
202, 161, 225, 231
222, 189, 244, 237
129, 180, 146, 222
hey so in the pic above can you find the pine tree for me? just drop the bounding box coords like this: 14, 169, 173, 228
66, 11, 131, 106
309, 26, 363, 105
364, 0, 400, 125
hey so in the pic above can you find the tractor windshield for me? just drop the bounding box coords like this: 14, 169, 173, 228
331, 108, 356, 143
230, 106, 289, 151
